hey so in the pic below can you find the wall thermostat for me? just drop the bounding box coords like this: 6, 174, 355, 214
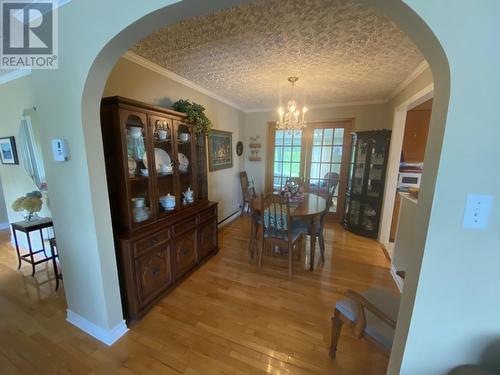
51, 139, 69, 161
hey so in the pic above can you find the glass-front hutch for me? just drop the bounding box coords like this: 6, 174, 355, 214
100, 96, 217, 321
343, 130, 391, 238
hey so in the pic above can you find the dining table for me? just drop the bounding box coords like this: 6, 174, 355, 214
250, 192, 327, 271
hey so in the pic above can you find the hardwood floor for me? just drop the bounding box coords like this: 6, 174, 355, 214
0, 216, 396, 374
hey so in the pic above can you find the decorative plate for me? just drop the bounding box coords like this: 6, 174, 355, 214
128, 158, 136, 175
143, 148, 171, 171
236, 141, 243, 156
178, 153, 189, 168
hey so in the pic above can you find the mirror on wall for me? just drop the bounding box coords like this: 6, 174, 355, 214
18, 108, 47, 191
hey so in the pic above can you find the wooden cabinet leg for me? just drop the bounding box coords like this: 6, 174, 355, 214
330, 309, 344, 359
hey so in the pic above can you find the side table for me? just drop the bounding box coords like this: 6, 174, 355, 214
49, 238, 62, 290
11, 217, 54, 276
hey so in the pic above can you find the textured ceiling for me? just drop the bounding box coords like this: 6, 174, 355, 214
132, 0, 425, 110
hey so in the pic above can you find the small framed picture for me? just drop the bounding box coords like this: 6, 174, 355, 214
0, 136, 19, 165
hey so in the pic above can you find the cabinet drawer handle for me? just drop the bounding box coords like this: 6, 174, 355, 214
151, 267, 160, 276
181, 248, 190, 257
149, 238, 159, 247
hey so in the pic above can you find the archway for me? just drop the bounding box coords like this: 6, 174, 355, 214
33, 0, 450, 372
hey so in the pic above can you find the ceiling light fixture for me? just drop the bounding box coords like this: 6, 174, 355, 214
276, 77, 308, 131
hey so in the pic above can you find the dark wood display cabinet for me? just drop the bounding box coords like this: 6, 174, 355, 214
100, 96, 218, 322
343, 130, 391, 238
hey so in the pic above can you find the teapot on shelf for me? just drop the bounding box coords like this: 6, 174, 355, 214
183, 187, 194, 204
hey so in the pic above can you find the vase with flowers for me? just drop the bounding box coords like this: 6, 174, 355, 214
12, 191, 43, 222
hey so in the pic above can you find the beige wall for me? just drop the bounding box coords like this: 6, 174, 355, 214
243, 103, 391, 193
0, 76, 52, 229
0, 177, 8, 225
103, 58, 244, 221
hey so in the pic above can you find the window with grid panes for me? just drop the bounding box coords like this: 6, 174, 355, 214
308, 127, 344, 213
272, 130, 302, 190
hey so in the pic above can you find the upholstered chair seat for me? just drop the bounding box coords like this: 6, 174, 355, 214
330, 287, 400, 358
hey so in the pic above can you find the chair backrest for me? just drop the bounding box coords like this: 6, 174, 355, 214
240, 171, 251, 200
323, 172, 340, 195
319, 174, 340, 225
285, 177, 304, 195
260, 193, 292, 241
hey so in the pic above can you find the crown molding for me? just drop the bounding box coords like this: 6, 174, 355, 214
389, 60, 430, 99
244, 99, 388, 113
123, 52, 429, 114
0, 69, 32, 85
123, 52, 244, 111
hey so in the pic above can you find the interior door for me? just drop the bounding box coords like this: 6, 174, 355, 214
304, 120, 353, 221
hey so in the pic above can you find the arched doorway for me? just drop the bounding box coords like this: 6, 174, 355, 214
33, 0, 451, 373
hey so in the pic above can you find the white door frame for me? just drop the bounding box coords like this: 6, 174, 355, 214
378, 84, 434, 252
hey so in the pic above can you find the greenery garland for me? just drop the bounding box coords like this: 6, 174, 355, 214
172, 99, 212, 135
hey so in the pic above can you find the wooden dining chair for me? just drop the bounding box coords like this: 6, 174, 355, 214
240, 171, 256, 214
259, 193, 304, 280
296, 174, 339, 263
330, 288, 400, 359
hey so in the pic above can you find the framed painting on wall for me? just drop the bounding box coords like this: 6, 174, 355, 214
208, 130, 233, 171
0, 136, 19, 165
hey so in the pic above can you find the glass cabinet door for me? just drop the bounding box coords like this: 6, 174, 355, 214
174, 120, 196, 208
150, 115, 177, 216
120, 110, 153, 226
360, 202, 378, 232
366, 138, 386, 198
195, 133, 208, 202
352, 138, 368, 195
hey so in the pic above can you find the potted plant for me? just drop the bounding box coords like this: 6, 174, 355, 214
171, 99, 212, 136
12, 191, 43, 221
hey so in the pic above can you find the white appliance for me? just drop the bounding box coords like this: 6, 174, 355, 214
397, 172, 422, 189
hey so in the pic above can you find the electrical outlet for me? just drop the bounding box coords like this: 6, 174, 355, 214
463, 194, 493, 229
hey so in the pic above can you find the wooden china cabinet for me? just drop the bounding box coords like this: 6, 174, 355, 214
100, 96, 218, 322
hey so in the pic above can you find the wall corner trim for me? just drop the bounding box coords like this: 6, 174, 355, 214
66, 309, 128, 346
0, 69, 32, 85
218, 210, 241, 228
389, 60, 430, 99
390, 264, 404, 292
123, 51, 245, 112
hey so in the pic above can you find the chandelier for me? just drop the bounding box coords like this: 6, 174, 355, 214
276, 77, 308, 131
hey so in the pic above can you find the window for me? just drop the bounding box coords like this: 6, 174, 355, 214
267, 120, 352, 220
307, 127, 345, 213
272, 130, 303, 190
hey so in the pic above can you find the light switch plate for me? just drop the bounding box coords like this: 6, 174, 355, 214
463, 194, 493, 229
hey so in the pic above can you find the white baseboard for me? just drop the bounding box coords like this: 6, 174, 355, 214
218, 210, 241, 229
390, 264, 404, 292
0, 222, 9, 230
66, 309, 128, 346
